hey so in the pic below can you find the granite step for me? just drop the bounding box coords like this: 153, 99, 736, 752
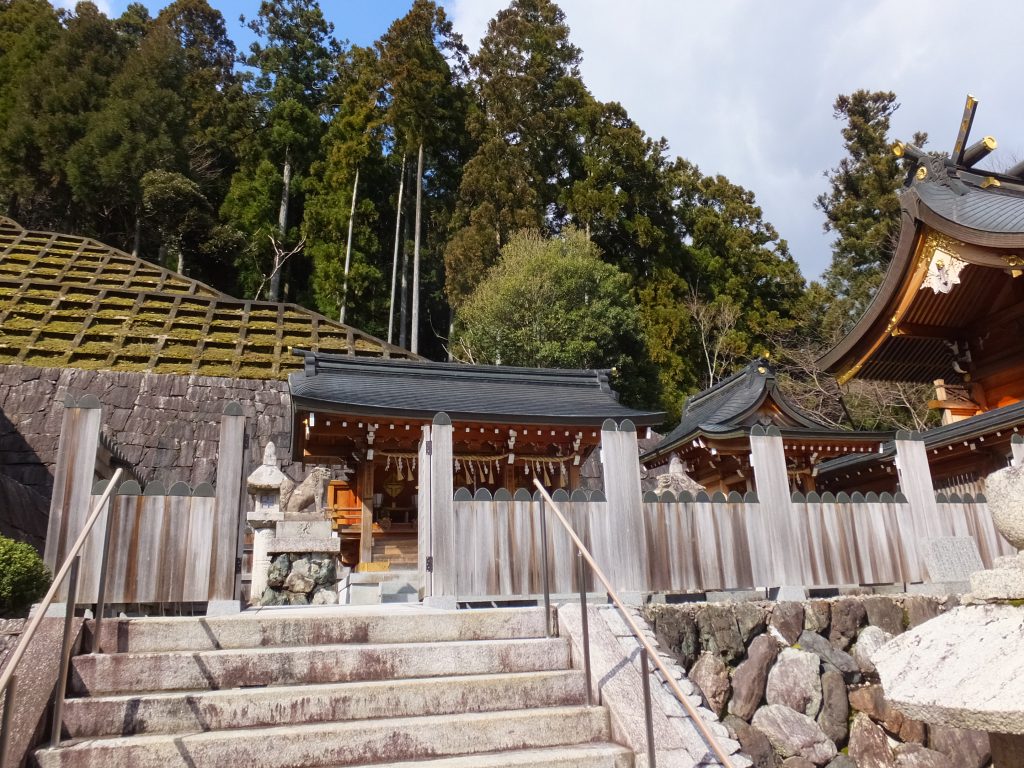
71, 637, 571, 695
331, 744, 634, 768
89, 606, 547, 653
62, 670, 586, 738
38, 706, 613, 768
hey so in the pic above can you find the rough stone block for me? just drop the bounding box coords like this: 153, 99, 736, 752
728, 633, 780, 721
765, 647, 822, 718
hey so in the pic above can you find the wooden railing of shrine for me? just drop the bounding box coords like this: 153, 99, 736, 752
43, 395, 245, 608
421, 418, 1015, 601
450, 489, 1010, 599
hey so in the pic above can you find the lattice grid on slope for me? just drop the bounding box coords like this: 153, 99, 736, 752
0, 218, 415, 379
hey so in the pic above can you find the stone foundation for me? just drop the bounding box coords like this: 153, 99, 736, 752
644, 595, 993, 768
260, 553, 341, 606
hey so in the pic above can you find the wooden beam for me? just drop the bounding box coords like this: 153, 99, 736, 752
894, 322, 969, 339
358, 460, 374, 565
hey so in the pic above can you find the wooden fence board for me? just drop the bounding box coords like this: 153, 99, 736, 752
183, 496, 215, 601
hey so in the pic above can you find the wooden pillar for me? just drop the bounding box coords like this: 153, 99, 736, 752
417, 424, 432, 595
429, 413, 455, 599
358, 460, 375, 565
45, 394, 102, 601
749, 426, 809, 588
894, 430, 935, 582
212, 401, 245, 608
598, 419, 647, 592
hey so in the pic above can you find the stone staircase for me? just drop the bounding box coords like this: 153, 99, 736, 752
35, 606, 633, 768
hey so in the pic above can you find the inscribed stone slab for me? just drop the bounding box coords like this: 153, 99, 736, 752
276, 520, 333, 538
923, 537, 983, 582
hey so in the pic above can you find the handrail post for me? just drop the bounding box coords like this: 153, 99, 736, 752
577, 549, 593, 706
0, 674, 15, 768
533, 478, 734, 768
92, 491, 116, 653
50, 556, 80, 749
640, 647, 657, 768
539, 497, 552, 637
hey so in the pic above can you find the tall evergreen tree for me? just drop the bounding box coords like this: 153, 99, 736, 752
66, 21, 190, 251
445, 0, 588, 309
0, 2, 126, 232
222, 0, 338, 301
376, 0, 467, 352
0, 0, 60, 219
815, 90, 926, 338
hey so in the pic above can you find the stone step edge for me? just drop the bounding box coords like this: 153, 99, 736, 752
77, 635, 561, 663
70, 637, 571, 696
48, 705, 610, 752
89, 607, 548, 652
62, 668, 583, 708
323, 743, 634, 768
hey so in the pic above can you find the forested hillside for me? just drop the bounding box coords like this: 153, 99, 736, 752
0, 0, 927, 427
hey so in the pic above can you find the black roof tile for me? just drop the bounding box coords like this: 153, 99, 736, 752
288, 349, 664, 425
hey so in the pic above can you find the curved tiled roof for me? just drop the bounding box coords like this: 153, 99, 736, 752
916, 179, 1024, 234
641, 359, 843, 462
0, 218, 416, 379
289, 349, 664, 425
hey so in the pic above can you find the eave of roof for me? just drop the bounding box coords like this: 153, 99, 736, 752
289, 349, 665, 426
816, 399, 1024, 477
818, 160, 1024, 380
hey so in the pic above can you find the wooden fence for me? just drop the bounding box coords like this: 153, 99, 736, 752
44, 396, 245, 607
451, 488, 1013, 599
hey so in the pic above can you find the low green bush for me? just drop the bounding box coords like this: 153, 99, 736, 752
0, 536, 50, 615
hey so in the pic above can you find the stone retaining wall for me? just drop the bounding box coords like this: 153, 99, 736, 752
644, 596, 992, 768
0, 364, 294, 549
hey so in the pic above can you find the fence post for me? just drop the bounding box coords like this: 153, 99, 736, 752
598, 419, 648, 592
425, 413, 455, 604
894, 430, 935, 580
749, 426, 810, 589
209, 401, 245, 614
44, 395, 102, 602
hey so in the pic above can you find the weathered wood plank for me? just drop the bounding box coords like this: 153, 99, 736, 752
599, 422, 647, 591
417, 426, 431, 596
45, 398, 102, 599
183, 496, 215, 601
211, 403, 245, 601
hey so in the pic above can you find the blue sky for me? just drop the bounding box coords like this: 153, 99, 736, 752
54, 1, 1024, 282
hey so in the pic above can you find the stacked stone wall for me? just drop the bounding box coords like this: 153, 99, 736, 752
645, 595, 992, 768
0, 364, 295, 550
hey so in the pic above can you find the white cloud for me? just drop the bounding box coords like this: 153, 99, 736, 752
445, 0, 1024, 280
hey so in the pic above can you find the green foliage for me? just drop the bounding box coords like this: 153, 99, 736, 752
0, 536, 49, 616
814, 90, 927, 338
454, 229, 654, 404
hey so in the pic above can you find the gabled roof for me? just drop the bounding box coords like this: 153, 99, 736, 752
0, 218, 415, 379
818, 152, 1024, 384
641, 359, 869, 462
289, 349, 664, 425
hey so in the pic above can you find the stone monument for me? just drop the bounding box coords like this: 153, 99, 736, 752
246, 442, 342, 606
874, 463, 1024, 767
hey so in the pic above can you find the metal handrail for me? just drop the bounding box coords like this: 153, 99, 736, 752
533, 479, 735, 768
0, 469, 122, 764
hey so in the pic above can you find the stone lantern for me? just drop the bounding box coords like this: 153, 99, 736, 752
247, 441, 286, 600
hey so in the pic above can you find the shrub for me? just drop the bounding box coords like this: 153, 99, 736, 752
0, 537, 50, 615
